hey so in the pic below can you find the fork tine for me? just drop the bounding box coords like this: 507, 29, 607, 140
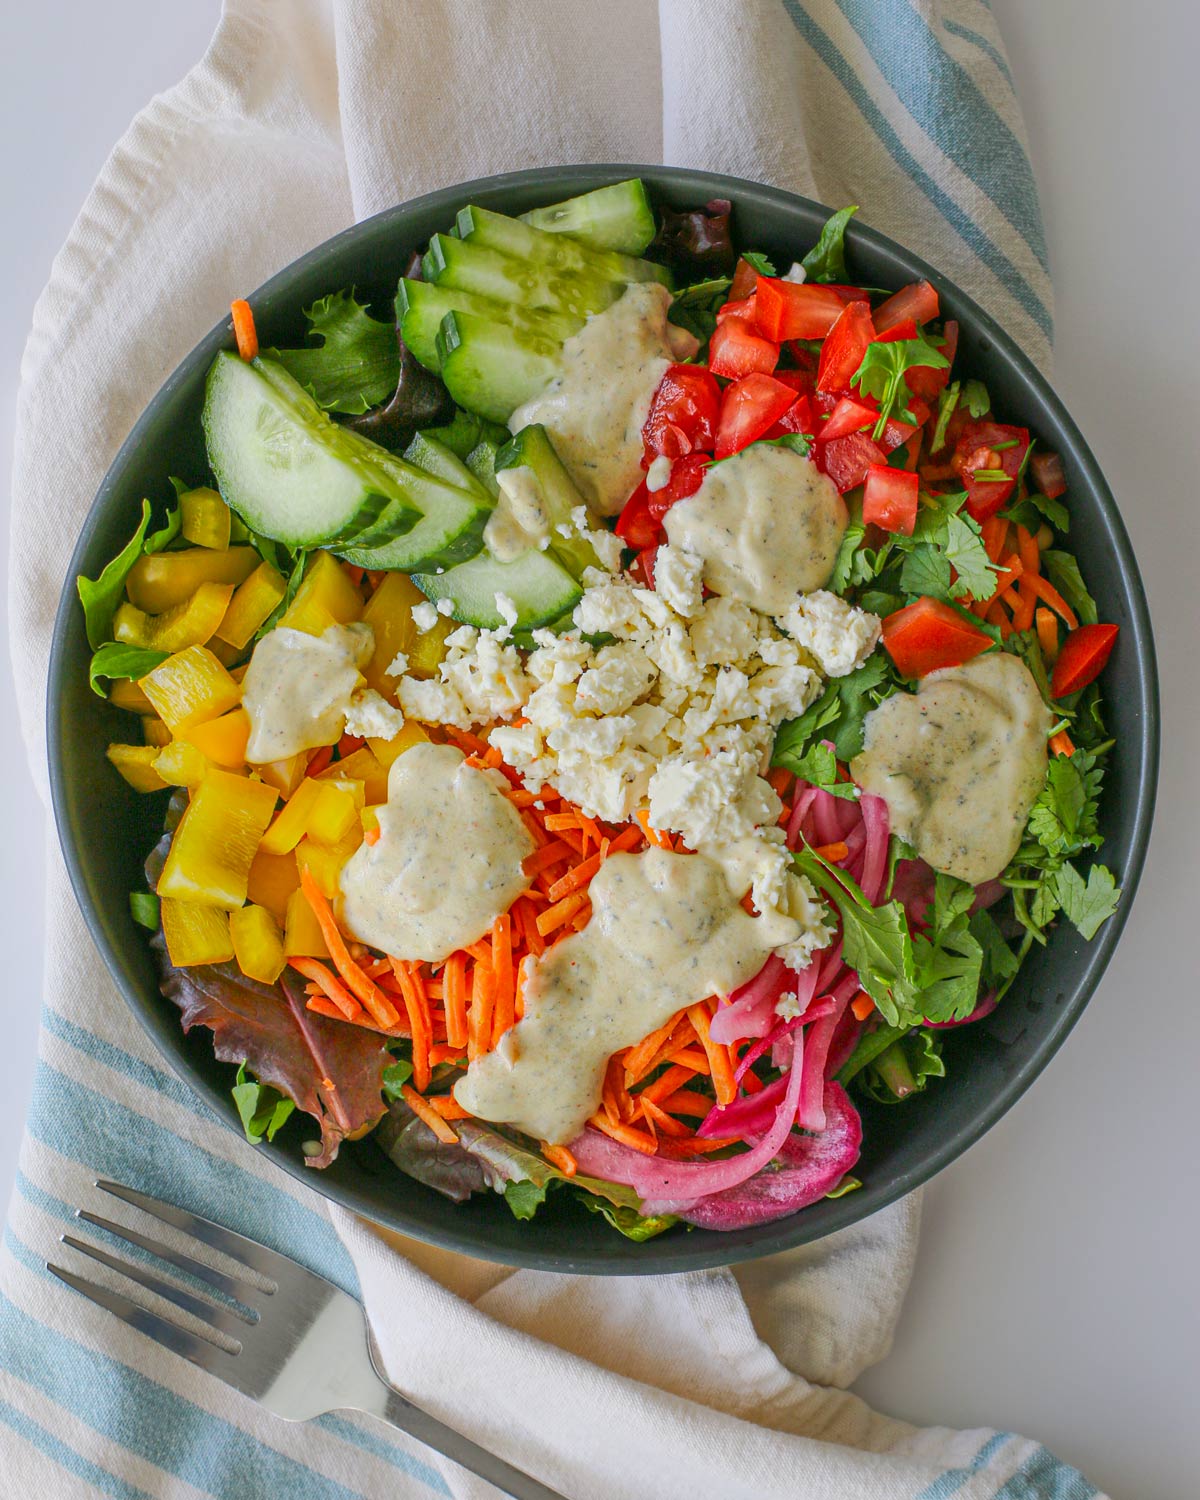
48, 1261, 236, 1375
95, 1180, 295, 1287
77, 1210, 263, 1304
61, 1234, 255, 1331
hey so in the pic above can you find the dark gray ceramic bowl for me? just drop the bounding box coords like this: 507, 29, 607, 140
47, 166, 1158, 1273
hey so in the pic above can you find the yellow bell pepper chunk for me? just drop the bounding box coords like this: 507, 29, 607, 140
230, 904, 287, 984
126, 546, 259, 613
295, 828, 361, 900
306, 783, 360, 846
259, 777, 324, 855
161, 899, 235, 966
361, 571, 451, 684
368, 719, 428, 768
207, 637, 245, 668
141, 646, 241, 734
113, 581, 235, 654
153, 740, 210, 788
283, 886, 330, 958
361, 804, 383, 837
247, 848, 301, 926
279, 551, 363, 636
185, 708, 251, 769
257, 753, 309, 799
107, 743, 169, 793
319, 745, 389, 802
141, 716, 172, 747
180, 487, 232, 550
109, 679, 154, 714
156, 768, 278, 908
215, 561, 287, 650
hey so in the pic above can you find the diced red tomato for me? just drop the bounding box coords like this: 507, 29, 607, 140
820, 395, 878, 443
1051, 623, 1119, 697
882, 597, 994, 678
629, 546, 658, 588
816, 430, 887, 492
821, 285, 878, 305
879, 395, 932, 453
767, 392, 818, 438
862, 465, 919, 535
716, 294, 757, 325
708, 316, 779, 379
873, 317, 918, 344
729, 257, 760, 300
614, 481, 660, 548
784, 341, 819, 374
817, 300, 875, 395
754, 278, 849, 341
954, 418, 1030, 521
642, 364, 721, 462
714, 373, 797, 459
906, 320, 957, 402
874, 280, 940, 333
1031, 449, 1068, 500
770, 369, 816, 396
648, 452, 710, 519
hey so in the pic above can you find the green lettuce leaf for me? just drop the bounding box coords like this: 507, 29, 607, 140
232, 1063, 296, 1145
88, 642, 168, 698
577, 1195, 678, 1242
1041, 550, 1099, 626
268, 291, 399, 414
801, 206, 858, 283
76, 498, 180, 650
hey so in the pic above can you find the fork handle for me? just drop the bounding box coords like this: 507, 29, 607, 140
360, 1385, 570, 1500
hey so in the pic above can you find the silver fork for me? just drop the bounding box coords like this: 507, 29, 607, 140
48, 1180, 566, 1500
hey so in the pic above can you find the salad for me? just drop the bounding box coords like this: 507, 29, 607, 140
80, 180, 1122, 1240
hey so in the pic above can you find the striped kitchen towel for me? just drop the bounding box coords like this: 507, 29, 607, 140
5, 1, 1096, 1495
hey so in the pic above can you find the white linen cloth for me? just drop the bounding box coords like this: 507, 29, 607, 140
5, 2, 1099, 1495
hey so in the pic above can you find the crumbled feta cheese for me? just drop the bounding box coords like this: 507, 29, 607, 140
411, 601, 438, 633
646, 454, 672, 492
436, 597, 456, 616
782, 261, 807, 284
587, 525, 625, 574
495, 593, 519, 629
775, 590, 881, 678
653, 544, 704, 618
343, 688, 406, 741
385, 651, 409, 677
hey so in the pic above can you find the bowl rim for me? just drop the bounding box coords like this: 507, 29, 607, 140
47, 163, 1160, 1274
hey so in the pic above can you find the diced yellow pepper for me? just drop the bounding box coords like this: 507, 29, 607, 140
306, 783, 359, 846
185, 708, 250, 769
141, 646, 241, 734
247, 848, 301, 926
153, 740, 209, 788
126, 546, 259, 613
156, 768, 278, 908
368, 720, 428, 768
215, 561, 286, 649
229, 904, 287, 984
295, 828, 361, 899
319, 745, 389, 802
207, 636, 244, 668
279, 551, 363, 636
257, 753, 309, 799
141, 716, 172, 748
161, 899, 235, 966
283, 886, 330, 959
106, 743, 169, 793
113, 581, 234, 654
180, 487, 232, 550
361, 571, 420, 691
110, 679, 154, 713
361, 804, 383, 837
259, 777, 324, 855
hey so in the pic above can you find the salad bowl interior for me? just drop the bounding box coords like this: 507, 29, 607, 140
48, 165, 1158, 1273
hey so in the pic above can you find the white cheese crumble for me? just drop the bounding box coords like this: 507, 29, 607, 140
385, 651, 409, 677
343, 688, 406, 741
774, 590, 881, 678
653, 544, 704, 618
494, 592, 519, 641
782, 261, 808, 284
411, 601, 439, 633
436, 597, 456, 616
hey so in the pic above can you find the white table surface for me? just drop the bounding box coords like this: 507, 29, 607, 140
2, 4, 1195, 1496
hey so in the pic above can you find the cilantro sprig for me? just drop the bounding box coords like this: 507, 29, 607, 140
851, 333, 951, 440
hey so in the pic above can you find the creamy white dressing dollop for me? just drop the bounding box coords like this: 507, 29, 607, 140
242, 622, 373, 763
338, 742, 533, 963
663, 443, 848, 614
483, 466, 553, 562
453, 846, 799, 1144
851, 652, 1053, 884
508, 282, 699, 517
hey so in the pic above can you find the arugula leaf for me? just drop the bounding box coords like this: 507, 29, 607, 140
861, 1028, 945, 1104
776, 741, 860, 799
268, 291, 399, 414
851, 334, 951, 439
381, 1057, 414, 1100
232, 1063, 296, 1145
944, 513, 999, 601
88, 642, 168, 698
899, 542, 953, 600
801, 206, 858, 284
1042, 550, 1099, 626
931, 381, 961, 452
504, 1179, 549, 1221
740, 250, 777, 276
577, 1194, 678, 1241
1054, 862, 1120, 939
963, 379, 991, 418
76, 499, 171, 650
128, 891, 160, 930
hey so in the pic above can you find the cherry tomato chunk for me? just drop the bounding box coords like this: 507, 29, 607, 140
708, 316, 779, 379
1051, 623, 1119, 697
816, 430, 886, 492
714, 373, 797, 459
882, 597, 994, 678
754, 277, 849, 341
817, 300, 875, 395
862, 464, 919, 535
642, 364, 721, 462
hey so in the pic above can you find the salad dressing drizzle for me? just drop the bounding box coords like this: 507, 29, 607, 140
242, 622, 373, 763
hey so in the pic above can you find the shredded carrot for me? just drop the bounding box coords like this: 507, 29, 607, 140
430, 1095, 471, 1121
363, 825, 381, 846
491, 913, 515, 1046
1049, 729, 1076, 757
289, 956, 362, 1021
440, 725, 488, 756
390, 959, 432, 1092
400, 1083, 459, 1144
635, 808, 673, 850
299, 868, 399, 1029
515, 896, 546, 957
668, 1045, 712, 1075
338, 733, 365, 758
429, 1044, 467, 1066
543, 811, 584, 832
985, 596, 1014, 638
688, 1004, 737, 1105
624, 1010, 687, 1084
306, 744, 335, 777
1012, 579, 1039, 634
636, 1064, 696, 1106
536, 889, 590, 937
655, 1089, 715, 1118
1016, 523, 1040, 578
230, 299, 258, 360
604, 825, 643, 857
1036, 606, 1059, 661
546, 851, 603, 902
467, 962, 495, 1062
541, 1142, 577, 1177
1022, 572, 1078, 630
981, 516, 1010, 564
638, 1095, 691, 1137
813, 840, 849, 863
851, 992, 875, 1022
443, 951, 468, 1051
587, 1113, 658, 1154
522, 840, 573, 876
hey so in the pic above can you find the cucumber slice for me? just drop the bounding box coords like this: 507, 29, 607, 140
203, 353, 417, 548
436, 312, 561, 424
414, 548, 581, 632
396, 279, 583, 373
465, 440, 501, 497
520, 179, 658, 256
423, 234, 622, 321
455, 204, 670, 287
403, 431, 485, 493
333, 442, 492, 572
495, 425, 602, 579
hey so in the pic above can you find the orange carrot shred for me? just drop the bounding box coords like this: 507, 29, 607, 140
1016, 523, 1040, 578
289, 956, 362, 1021
363, 826, 381, 846
688, 1004, 736, 1105
1036, 606, 1059, 661
390, 958, 432, 1092
443, 952, 469, 1051
467, 962, 495, 1062
635, 808, 673, 850
637, 1063, 695, 1106
668, 1045, 711, 1075
541, 1142, 577, 1177
299, 868, 399, 1028
1049, 729, 1076, 757
1023, 572, 1079, 630
230, 299, 258, 360
430, 1096, 471, 1121
400, 1084, 459, 1144
587, 1114, 658, 1154
655, 1088, 715, 1118
624, 1010, 686, 1084
536, 889, 589, 937
522, 841, 573, 876
491, 913, 515, 1046
639, 1096, 691, 1137
812, 840, 849, 863
547, 851, 603, 902
851, 992, 875, 1022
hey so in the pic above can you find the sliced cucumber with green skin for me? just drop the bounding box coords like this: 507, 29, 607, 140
403, 431, 488, 494
455, 204, 670, 288
436, 312, 561, 425
203, 353, 418, 548
396, 279, 584, 373
414, 548, 581, 632
423, 234, 623, 321
495, 424, 602, 579
519, 179, 658, 256
465, 439, 501, 498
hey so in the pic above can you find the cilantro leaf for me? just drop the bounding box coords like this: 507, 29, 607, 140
268, 290, 399, 414
1005, 492, 1070, 535
963, 379, 991, 417
852, 334, 951, 439
801, 206, 858, 284
88, 642, 168, 699
1054, 862, 1120, 939
913, 920, 983, 1021
1028, 749, 1104, 858
931, 381, 961, 452
861, 1028, 945, 1104
969, 909, 1020, 987
778, 741, 860, 799
232, 1063, 296, 1145
1042, 550, 1099, 626
828, 515, 867, 594
899, 541, 953, 600
740, 250, 777, 276
381, 1057, 414, 1100
944, 512, 999, 600
76, 499, 179, 650
504, 1179, 549, 1221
